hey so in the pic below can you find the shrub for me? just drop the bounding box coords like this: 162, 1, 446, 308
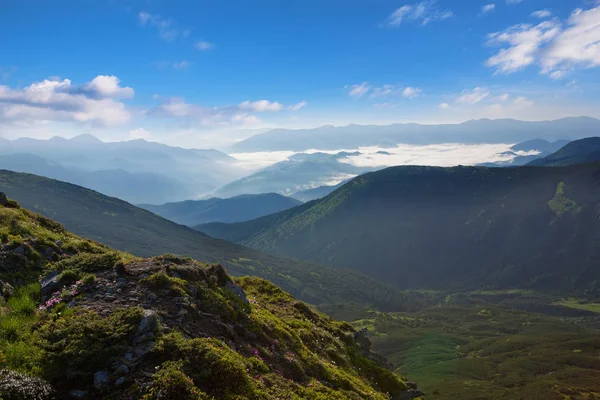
35, 307, 142, 380
57, 270, 80, 286
153, 332, 254, 398
141, 272, 187, 296
0, 369, 55, 400
143, 362, 212, 400
81, 273, 96, 285
54, 252, 121, 273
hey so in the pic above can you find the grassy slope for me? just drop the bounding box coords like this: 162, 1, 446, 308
0, 170, 414, 311
201, 164, 600, 294
0, 197, 408, 399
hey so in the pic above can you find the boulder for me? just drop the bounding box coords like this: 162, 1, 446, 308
225, 281, 248, 303
0, 279, 15, 299
12, 245, 26, 256
114, 365, 129, 377
40, 271, 62, 301
0, 192, 7, 206
114, 377, 126, 387
93, 371, 111, 391
135, 309, 158, 336
69, 389, 88, 398
394, 389, 426, 400
353, 327, 372, 352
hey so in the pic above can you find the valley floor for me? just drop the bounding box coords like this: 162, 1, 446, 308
325, 291, 600, 400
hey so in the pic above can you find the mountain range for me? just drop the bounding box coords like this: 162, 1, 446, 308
139, 193, 302, 226
230, 117, 600, 152
214, 152, 371, 198
478, 139, 571, 167
0, 169, 414, 311
528, 137, 600, 167
0, 135, 246, 203
199, 161, 600, 294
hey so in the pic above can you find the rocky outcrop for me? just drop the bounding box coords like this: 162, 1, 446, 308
0, 192, 7, 206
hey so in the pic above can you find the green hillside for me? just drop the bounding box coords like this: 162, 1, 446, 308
0, 195, 410, 399
198, 164, 600, 294
528, 137, 600, 166
0, 170, 415, 311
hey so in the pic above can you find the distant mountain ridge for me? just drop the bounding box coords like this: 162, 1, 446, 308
528, 137, 600, 167
0, 135, 246, 203
478, 139, 570, 167
198, 163, 600, 295
214, 152, 371, 198
139, 193, 302, 226
231, 117, 600, 152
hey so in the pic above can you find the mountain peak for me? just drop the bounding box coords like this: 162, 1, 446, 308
70, 134, 103, 143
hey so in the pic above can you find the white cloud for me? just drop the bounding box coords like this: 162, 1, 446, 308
456, 87, 490, 104
531, 10, 552, 18
402, 86, 422, 98
348, 82, 371, 98
513, 96, 534, 107
173, 61, 191, 69
482, 4, 495, 14
138, 11, 188, 41
288, 101, 307, 111
492, 93, 510, 101
195, 41, 215, 51
368, 84, 421, 98
541, 7, 600, 77
152, 94, 160, 100
384, 1, 453, 27
128, 128, 153, 140
151, 97, 302, 127
486, 6, 600, 78
439, 102, 450, 109
239, 100, 284, 112
506, 0, 524, 4
486, 20, 561, 73
0, 76, 133, 126
371, 84, 398, 98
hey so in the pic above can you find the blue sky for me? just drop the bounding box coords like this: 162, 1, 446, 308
1, 0, 599, 147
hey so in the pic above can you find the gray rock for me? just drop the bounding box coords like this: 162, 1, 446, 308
406, 382, 418, 390
55, 239, 63, 247
13, 245, 26, 256
40, 271, 62, 301
69, 389, 88, 398
225, 281, 248, 303
0, 192, 7, 206
114, 377, 126, 387
93, 371, 111, 390
394, 389, 426, 400
136, 309, 158, 336
124, 352, 134, 361
115, 364, 129, 377
0, 279, 15, 299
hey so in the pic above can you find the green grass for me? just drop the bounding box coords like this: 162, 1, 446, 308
351, 295, 600, 400
547, 182, 581, 216
553, 298, 600, 314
